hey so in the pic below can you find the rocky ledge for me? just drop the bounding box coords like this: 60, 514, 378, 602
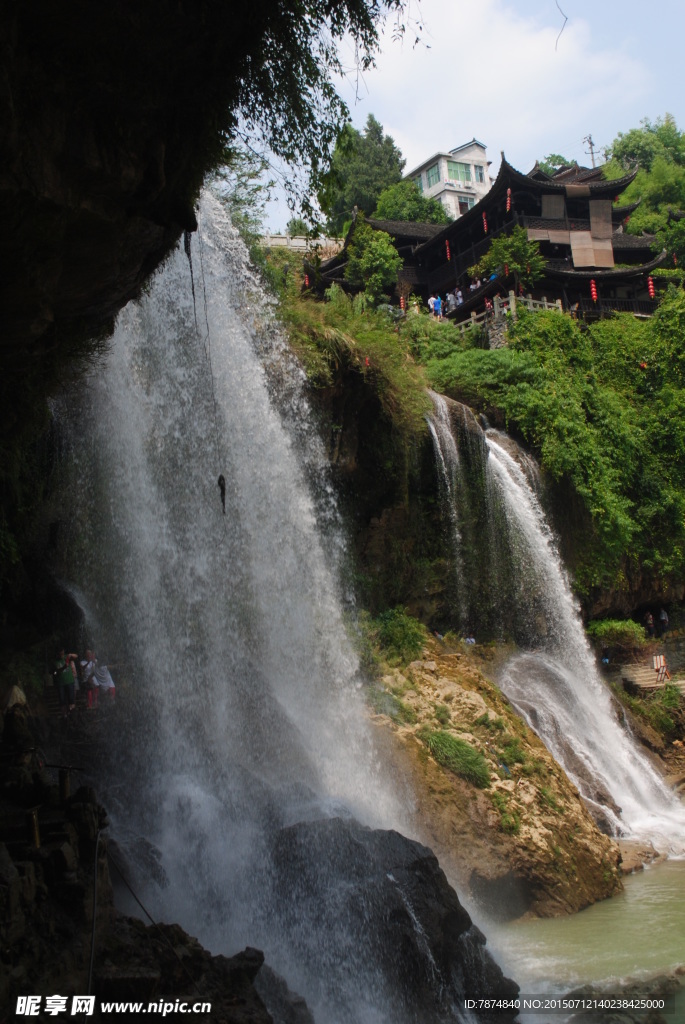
368, 639, 623, 920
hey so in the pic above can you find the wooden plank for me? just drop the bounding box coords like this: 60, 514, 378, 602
541, 194, 566, 219
570, 230, 595, 267
547, 229, 570, 244
590, 200, 614, 239
592, 237, 615, 267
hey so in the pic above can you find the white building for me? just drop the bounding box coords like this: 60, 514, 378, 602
405, 139, 492, 221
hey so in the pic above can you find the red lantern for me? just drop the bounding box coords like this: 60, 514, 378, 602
400, 296, 406, 311
504, 263, 509, 277
482, 212, 488, 233
506, 188, 512, 213
446, 240, 451, 261
304, 274, 310, 287
647, 276, 655, 299
674, 253, 678, 267
590, 279, 597, 302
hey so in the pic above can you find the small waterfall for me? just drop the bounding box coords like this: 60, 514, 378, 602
428, 393, 685, 851
54, 197, 513, 1023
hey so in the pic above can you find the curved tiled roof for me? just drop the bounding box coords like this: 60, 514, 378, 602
366, 218, 444, 240
545, 250, 667, 278
412, 156, 639, 256
612, 232, 658, 250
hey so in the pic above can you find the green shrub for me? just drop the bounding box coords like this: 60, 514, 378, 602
474, 712, 506, 731
372, 606, 427, 665
434, 702, 451, 726
538, 786, 564, 813
500, 812, 521, 835
367, 686, 417, 724
500, 737, 527, 765
586, 618, 647, 650
418, 728, 490, 788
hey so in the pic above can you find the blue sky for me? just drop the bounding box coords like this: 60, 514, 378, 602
263, 0, 685, 230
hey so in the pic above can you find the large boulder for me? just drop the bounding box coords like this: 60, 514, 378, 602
268, 816, 519, 1024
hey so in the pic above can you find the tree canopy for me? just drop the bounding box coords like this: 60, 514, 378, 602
231, 4, 418, 219
317, 115, 406, 234
344, 221, 402, 303
604, 114, 685, 266
469, 226, 546, 293
373, 180, 451, 224
286, 217, 309, 236
536, 153, 572, 176
421, 290, 685, 595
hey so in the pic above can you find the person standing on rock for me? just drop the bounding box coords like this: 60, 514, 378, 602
54, 649, 78, 716
658, 607, 669, 637
80, 649, 99, 709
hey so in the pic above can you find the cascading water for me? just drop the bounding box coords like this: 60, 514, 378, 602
54, 196, 517, 1024
428, 392, 685, 852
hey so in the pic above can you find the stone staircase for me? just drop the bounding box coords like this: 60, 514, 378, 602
620, 659, 685, 694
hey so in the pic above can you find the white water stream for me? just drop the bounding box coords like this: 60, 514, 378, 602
56, 197, 512, 1024
429, 392, 685, 852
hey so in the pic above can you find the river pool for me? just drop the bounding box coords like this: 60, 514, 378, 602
488, 859, 685, 1019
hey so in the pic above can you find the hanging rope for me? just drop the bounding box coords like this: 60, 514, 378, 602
108, 853, 204, 993
87, 836, 204, 999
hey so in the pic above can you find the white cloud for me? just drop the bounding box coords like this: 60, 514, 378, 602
345, 0, 650, 174
263, 0, 657, 228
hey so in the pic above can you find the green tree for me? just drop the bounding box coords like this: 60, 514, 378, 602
605, 114, 685, 172
344, 222, 402, 303
604, 115, 685, 265
318, 114, 406, 234
537, 153, 573, 176
373, 180, 451, 224
214, 147, 274, 240
468, 226, 546, 293
286, 217, 309, 236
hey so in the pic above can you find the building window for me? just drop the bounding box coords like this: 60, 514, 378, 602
426, 163, 440, 187
474, 165, 485, 183
458, 194, 475, 215
413, 174, 423, 193
447, 160, 471, 183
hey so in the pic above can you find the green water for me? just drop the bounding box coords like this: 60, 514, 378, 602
489, 860, 685, 1017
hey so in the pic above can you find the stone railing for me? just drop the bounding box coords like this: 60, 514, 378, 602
260, 233, 343, 257
450, 291, 563, 347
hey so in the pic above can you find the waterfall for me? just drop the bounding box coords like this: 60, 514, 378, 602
54, 196, 515, 1024
428, 393, 685, 852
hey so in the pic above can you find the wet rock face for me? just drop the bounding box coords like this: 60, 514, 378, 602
268, 817, 519, 1024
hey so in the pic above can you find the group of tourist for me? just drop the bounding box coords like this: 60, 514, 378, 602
427, 279, 485, 320
643, 607, 670, 638
53, 647, 116, 716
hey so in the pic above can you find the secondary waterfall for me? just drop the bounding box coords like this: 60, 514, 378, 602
54, 197, 517, 1024
428, 391, 685, 852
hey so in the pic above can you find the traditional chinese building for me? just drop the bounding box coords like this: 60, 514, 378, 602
317, 156, 666, 320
